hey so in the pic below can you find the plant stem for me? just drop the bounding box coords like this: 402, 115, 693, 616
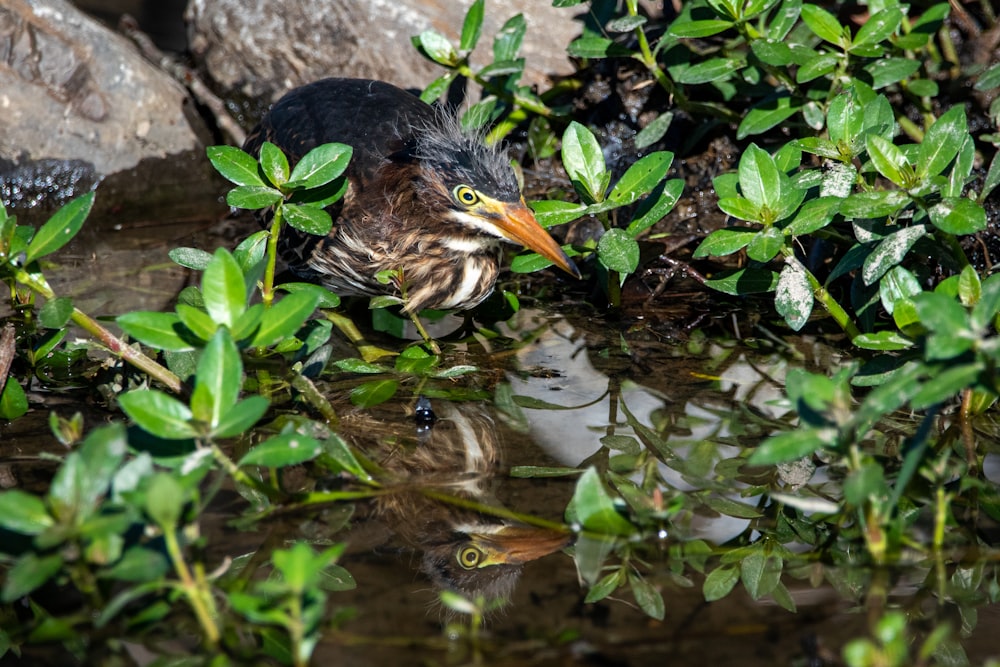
163, 526, 220, 646
263, 205, 285, 308
792, 257, 862, 340
15, 269, 182, 393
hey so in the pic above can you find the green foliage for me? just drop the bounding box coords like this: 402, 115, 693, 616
2, 0, 999, 661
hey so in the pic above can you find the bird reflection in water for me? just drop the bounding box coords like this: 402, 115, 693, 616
351, 398, 569, 610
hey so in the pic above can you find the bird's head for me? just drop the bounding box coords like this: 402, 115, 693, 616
421, 522, 571, 606
411, 115, 581, 279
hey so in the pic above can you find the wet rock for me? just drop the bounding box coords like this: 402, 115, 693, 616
0, 0, 223, 225
185, 0, 581, 121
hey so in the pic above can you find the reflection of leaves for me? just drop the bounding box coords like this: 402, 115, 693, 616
566, 467, 635, 537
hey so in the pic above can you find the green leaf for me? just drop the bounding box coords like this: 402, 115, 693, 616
879, 265, 922, 315
839, 190, 910, 219
910, 362, 983, 410
862, 225, 927, 285
866, 135, 910, 187
626, 179, 684, 236
668, 19, 734, 38
693, 228, 758, 257
784, 196, 839, 235
48, 424, 127, 523
852, 7, 903, 48
144, 473, 183, 529
629, 573, 665, 620
584, 569, 625, 603
349, 379, 399, 408
703, 565, 739, 601
169, 247, 214, 271
226, 185, 283, 209
118, 390, 196, 439
278, 282, 340, 309
530, 199, 587, 228
1, 553, 63, 602
175, 303, 217, 343
416, 30, 458, 66
917, 106, 967, 179
251, 291, 320, 347
737, 97, 801, 139
0, 490, 53, 534
775, 262, 813, 330
286, 143, 353, 190
676, 57, 742, 84
703, 495, 763, 519
739, 144, 780, 210
332, 358, 386, 374
116, 311, 193, 351
207, 145, 264, 187
190, 329, 242, 429
750, 39, 794, 66
566, 467, 634, 537
213, 396, 270, 439
634, 112, 674, 150
24, 192, 94, 264
38, 297, 73, 329
795, 53, 838, 83
239, 433, 324, 467
746, 226, 784, 262
565, 36, 632, 58
826, 90, 863, 146
957, 264, 982, 308
259, 142, 289, 187
202, 248, 246, 329
927, 197, 987, 235
717, 196, 763, 222
608, 152, 673, 206
740, 549, 781, 600
459, 0, 484, 51
750, 428, 828, 464
853, 330, 913, 351
597, 229, 640, 275
607, 15, 647, 32
800, 4, 846, 45
562, 122, 609, 204
493, 13, 526, 61
704, 268, 779, 295
864, 57, 921, 89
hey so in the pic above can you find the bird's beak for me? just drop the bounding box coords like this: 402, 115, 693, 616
470, 525, 572, 566
492, 199, 581, 279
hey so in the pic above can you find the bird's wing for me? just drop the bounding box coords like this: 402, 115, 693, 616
243, 78, 436, 183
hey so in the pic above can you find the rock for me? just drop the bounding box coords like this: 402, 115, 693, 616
0, 0, 224, 226
186, 0, 581, 119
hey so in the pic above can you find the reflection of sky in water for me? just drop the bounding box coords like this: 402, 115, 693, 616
503, 310, 798, 544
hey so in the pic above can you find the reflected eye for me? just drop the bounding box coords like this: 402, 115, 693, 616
454, 185, 479, 206
457, 546, 482, 569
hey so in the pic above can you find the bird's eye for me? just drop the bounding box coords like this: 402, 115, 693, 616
453, 185, 479, 206
457, 546, 482, 569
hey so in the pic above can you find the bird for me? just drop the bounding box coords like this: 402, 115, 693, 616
242, 78, 580, 316
340, 399, 570, 609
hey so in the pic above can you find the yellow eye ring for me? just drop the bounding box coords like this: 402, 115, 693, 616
454, 185, 479, 206
457, 546, 482, 569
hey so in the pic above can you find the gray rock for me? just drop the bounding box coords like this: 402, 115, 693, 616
0, 0, 223, 225
186, 0, 580, 112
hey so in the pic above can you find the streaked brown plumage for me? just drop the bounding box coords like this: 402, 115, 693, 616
243, 78, 579, 313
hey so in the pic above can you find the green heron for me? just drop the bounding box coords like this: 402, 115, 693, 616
243, 78, 579, 315
344, 400, 569, 608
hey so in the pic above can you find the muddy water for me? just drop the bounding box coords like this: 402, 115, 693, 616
3, 212, 1000, 666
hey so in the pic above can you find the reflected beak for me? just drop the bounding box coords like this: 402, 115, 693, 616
471, 525, 572, 566
490, 199, 581, 279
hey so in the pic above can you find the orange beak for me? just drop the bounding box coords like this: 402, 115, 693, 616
493, 199, 581, 279
471, 525, 572, 566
